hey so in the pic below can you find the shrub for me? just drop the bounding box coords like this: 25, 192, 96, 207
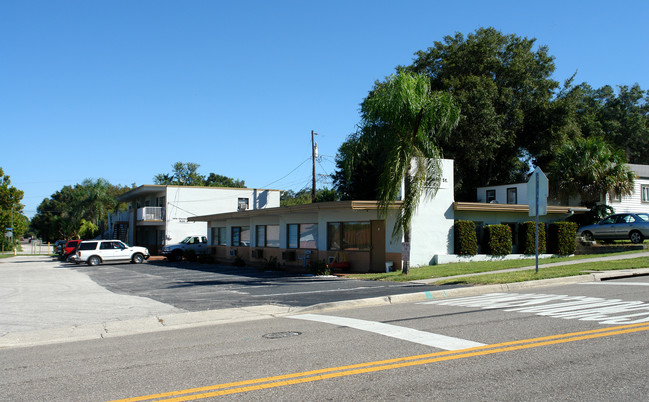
454, 220, 478, 256
483, 224, 512, 256
184, 249, 197, 262
264, 255, 281, 270
197, 254, 214, 264
233, 255, 246, 267
518, 221, 546, 254
547, 222, 578, 255
310, 259, 331, 276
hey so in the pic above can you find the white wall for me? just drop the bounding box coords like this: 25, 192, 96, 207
409, 159, 455, 266
164, 187, 281, 244
606, 177, 649, 214
477, 183, 527, 204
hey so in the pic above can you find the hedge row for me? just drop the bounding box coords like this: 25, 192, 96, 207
453, 220, 576, 256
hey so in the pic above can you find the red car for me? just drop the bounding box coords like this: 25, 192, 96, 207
61, 239, 82, 261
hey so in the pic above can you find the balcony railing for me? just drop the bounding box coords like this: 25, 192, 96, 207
137, 207, 165, 221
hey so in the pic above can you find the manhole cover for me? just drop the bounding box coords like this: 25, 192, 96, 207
262, 331, 302, 339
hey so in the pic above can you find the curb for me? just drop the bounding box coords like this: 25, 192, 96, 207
2, 268, 648, 349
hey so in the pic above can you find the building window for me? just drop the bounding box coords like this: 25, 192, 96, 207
211, 227, 226, 245
486, 190, 496, 203
266, 225, 280, 247
256, 225, 266, 247
287, 223, 318, 249
507, 188, 517, 204
642, 185, 649, 203
238, 198, 249, 211
231, 226, 250, 247
327, 222, 371, 251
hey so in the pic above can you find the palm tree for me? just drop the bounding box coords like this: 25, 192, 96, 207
361, 70, 460, 273
550, 136, 635, 220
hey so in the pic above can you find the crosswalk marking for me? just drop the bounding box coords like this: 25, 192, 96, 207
288, 314, 485, 350
422, 292, 649, 325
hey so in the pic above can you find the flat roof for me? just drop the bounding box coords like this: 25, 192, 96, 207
117, 184, 283, 202
454, 202, 588, 214
188, 200, 403, 222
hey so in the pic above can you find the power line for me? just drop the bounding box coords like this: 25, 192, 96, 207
261, 157, 311, 188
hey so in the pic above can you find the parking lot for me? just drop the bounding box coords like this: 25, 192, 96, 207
0, 255, 447, 339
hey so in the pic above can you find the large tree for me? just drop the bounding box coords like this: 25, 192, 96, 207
0, 168, 27, 249
406, 27, 560, 200
30, 180, 131, 242
154, 162, 245, 188
359, 70, 460, 273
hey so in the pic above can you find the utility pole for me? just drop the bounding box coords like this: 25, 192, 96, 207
311, 130, 318, 203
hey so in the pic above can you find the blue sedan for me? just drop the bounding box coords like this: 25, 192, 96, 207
578, 213, 649, 244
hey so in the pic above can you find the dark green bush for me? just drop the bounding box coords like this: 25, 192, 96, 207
518, 221, 546, 254
547, 222, 578, 255
264, 255, 281, 270
310, 259, 331, 276
197, 254, 214, 264
454, 220, 478, 256
483, 224, 512, 256
184, 249, 197, 262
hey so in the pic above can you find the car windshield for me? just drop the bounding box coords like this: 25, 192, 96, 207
180, 237, 192, 244
638, 213, 649, 222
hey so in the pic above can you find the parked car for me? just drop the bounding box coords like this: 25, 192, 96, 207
54, 240, 67, 255
578, 213, 649, 244
60, 239, 82, 261
161, 235, 208, 261
76, 240, 150, 266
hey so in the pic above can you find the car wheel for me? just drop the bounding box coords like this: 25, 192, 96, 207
629, 231, 644, 244
87, 256, 101, 266
132, 253, 144, 264
172, 250, 183, 262
581, 231, 594, 242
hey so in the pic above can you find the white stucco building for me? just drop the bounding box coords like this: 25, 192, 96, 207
111, 185, 281, 253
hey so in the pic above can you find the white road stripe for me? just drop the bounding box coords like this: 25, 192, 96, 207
288, 314, 485, 350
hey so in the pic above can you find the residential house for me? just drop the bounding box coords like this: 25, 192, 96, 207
606, 164, 649, 213
111, 185, 281, 254
189, 160, 586, 272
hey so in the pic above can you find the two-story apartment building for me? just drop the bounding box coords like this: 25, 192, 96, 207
111, 185, 281, 254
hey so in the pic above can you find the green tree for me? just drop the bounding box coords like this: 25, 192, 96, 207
0, 167, 26, 249
154, 162, 246, 188
205, 173, 245, 188
360, 70, 460, 274
406, 27, 559, 200
549, 136, 635, 222
154, 162, 205, 186
280, 188, 340, 206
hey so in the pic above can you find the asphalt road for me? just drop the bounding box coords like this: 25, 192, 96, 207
68, 258, 460, 310
2, 276, 649, 401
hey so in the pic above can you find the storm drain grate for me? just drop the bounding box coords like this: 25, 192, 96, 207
262, 331, 302, 339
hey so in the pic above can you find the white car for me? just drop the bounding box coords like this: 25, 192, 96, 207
76, 240, 150, 266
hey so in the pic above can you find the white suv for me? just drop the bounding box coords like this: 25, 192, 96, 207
76, 240, 150, 266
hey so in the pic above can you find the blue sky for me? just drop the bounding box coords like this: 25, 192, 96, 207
2, 0, 648, 218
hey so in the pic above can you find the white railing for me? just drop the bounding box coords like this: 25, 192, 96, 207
137, 207, 165, 221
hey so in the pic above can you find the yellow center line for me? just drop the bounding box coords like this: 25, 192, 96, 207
109, 322, 649, 402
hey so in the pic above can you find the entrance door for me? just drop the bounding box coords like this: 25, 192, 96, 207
370, 220, 386, 272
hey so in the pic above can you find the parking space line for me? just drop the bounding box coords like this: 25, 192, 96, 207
288, 313, 485, 350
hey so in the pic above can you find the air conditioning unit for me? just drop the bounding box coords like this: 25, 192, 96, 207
229, 249, 237, 257
238, 203, 247, 211
251, 249, 264, 259
282, 250, 296, 261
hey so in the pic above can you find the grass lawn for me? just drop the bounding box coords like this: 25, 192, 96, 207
345, 250, 649, 284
